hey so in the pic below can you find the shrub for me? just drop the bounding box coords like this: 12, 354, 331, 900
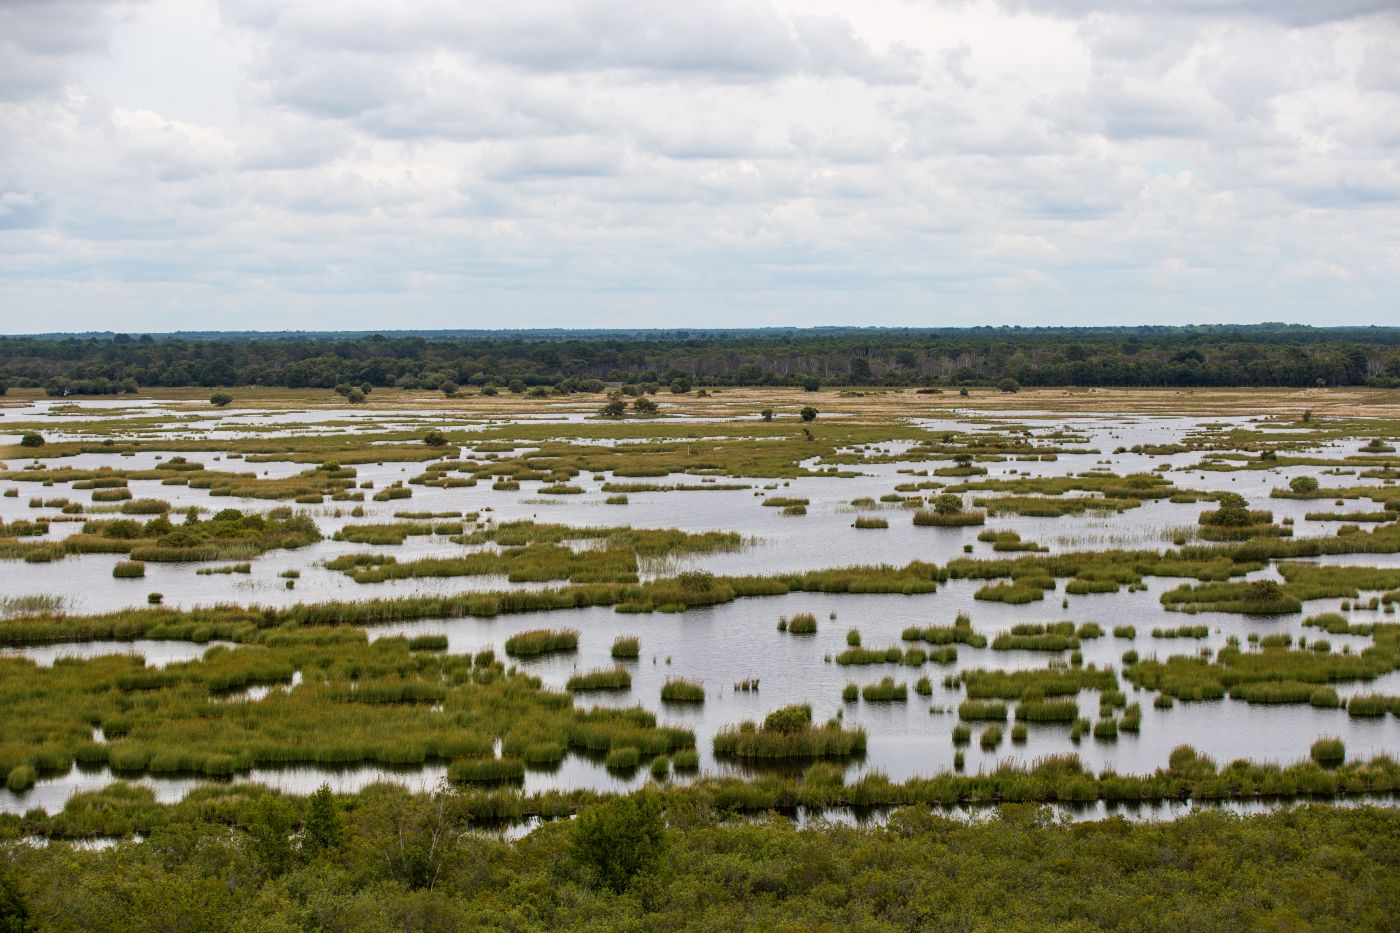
800, 406, 818, 422
763, 704, 813, 734
423, 431, 448, 448
1290, 476, 1319, 494
19, 433, 44, 448
209, 391, 233, 407
569, 793, 666, 892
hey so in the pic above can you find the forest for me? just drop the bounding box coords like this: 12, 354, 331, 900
3, 325, 1400, 395
2, 789, 1396, 932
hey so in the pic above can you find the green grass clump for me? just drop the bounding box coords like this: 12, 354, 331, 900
974, 582, 1046, 604
853, 516, 888, 529
1309, 686, 1341, 708
672, 748, 699, 771
842, 683, 859, 702
958, 700, 1007, 721
786, 612, 818, 635
1229, 681, 1315, 704
1152, 625, 1209, 639
112, 560, 145, 579
915, 676, 932, 696
861, 677, 907, 702
1011, 722, 1028, 743
763, 497, 809, 508
959, 666, 1117, 700
1347, 694, 1399, 717
914, 509, 985, 527
448, 757, 525, 785
902, 614, 988, 649
1015, 699, 1078, 722
1113, 625, 1136, 638
1311, 738, 1345, 767
980, 725, 1004, 749
992, 622, 1078, 651
610, 635, 640, 659
6, 764, 37, 792
504, 628, 579, 657
567, 667, 632, 691
1093, 718, 1118, 740
196, 562, 252, 576
712, 706, 865, 760
660, 678, 705, 703
650, 755, 670, 779
952, 724, 972, 745
604, 747, 642, 770
407, 634, 448, 651
836, 646, 903, 665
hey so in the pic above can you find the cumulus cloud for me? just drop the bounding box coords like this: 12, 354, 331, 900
0, 0, 1398, 330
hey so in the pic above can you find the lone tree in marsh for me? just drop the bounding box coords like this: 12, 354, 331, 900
633, 396, 658, 415
19, 433, 44, 448
1289, 476, 1319, 494
302, 784, 345, 857
933, 493, 963, 515
423, 430, 448, 448
997, 377, 1020, 393
600, 397, 628, 418
669, 378, 691, 394
210, 391, 233, 407
800, 406, 818, 422
760, 408, 774, 421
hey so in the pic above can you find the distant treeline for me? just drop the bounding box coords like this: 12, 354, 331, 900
3, 326, 1400, 395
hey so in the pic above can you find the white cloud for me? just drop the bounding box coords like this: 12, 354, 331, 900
0, 0, 1398, 330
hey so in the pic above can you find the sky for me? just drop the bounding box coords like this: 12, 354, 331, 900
1, 0, 1398, 333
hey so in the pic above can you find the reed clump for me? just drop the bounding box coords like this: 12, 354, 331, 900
568, 664, 635, 686
448, 757, 526, 785
958, 700, 1007, 721
861, 677, 908, 702
660, 678, 705, 703
610, 635, 640, 659
504, 628, 579, 657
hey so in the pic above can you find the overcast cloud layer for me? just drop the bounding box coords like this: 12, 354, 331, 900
1, 0, 1397, 332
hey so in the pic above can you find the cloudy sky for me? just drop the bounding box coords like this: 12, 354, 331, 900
1, 0, 1397, 332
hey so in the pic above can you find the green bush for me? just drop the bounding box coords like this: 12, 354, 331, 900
568, 792, 666, 892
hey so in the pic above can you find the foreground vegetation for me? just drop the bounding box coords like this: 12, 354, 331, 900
0, 784, 1396, 932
